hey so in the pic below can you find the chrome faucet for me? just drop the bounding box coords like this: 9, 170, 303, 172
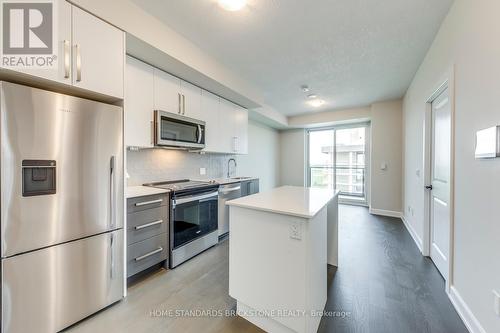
227, 158, 237, 178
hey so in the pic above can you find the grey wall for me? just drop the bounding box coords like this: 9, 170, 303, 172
127, 120, 280, 191
279, 129, 307, 186
403, 0, 500, 331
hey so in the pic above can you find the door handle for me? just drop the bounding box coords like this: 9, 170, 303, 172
110, 233, 114, 279
197, 125, 202, 144
425, 185, 433, 190
75, 44, 82, 82
63, 40, 70, 79
151, 120, 155, 145
110, 156, 115, 229
220, 186, 241, 194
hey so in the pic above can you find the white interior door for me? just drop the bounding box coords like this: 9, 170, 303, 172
429, 87, 451, 280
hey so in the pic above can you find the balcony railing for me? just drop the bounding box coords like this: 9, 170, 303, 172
309, 165, 365, 197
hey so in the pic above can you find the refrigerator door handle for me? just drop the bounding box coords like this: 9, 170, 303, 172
110, 156, 115, 229
110, 233, 114, 279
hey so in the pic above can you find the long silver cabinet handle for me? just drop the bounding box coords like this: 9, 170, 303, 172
135, 247, 163, 261
135, 198, 163, 207
135, 219, 163, 230
178, 93, 182, 114
63, 40, 70, 79
182, 94, 186, 114
75, 44, 82, 82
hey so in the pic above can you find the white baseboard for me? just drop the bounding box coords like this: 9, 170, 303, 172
448, 286, 486, 333
369, 208, 402, 218
401, 215, 424, 253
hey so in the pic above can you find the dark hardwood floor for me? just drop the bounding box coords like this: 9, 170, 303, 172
318, 205, 468, 333
68, 205, 467, 333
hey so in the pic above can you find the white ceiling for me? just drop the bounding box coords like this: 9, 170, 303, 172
132, 0, 454, 116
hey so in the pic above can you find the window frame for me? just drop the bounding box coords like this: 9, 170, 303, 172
306, 122, 370, 200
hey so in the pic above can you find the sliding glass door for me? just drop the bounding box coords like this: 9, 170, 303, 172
308, 125, 368, 199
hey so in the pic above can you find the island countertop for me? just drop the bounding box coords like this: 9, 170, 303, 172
226, 185, 339, 219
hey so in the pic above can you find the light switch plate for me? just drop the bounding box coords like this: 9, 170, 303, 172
199, 168, 206, 175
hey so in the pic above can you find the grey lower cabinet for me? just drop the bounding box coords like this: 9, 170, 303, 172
240, 179, 259, 197
127, 193, 169, 278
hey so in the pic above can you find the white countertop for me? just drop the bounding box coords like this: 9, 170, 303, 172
126, 186, 170, 199
226, 185, 339, 219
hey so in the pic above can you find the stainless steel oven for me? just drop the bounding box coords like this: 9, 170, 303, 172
154, 110, 205, 149
170, 187, 218, 267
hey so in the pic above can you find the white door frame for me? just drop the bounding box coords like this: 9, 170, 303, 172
422, 65, 455, 292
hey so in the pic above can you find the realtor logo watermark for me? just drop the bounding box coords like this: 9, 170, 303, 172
1, 0, 58, 68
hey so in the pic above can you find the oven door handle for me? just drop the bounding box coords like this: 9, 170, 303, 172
174, 191, 218, 206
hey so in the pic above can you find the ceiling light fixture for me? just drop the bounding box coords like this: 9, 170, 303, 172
218, 0, 247, 11
307, 94, 318, 99
308, 99, 325, 108
301, 85, 310, 92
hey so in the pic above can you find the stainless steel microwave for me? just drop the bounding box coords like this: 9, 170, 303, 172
154, 110, 205, 149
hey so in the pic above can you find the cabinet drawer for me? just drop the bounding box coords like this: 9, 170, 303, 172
127, 193, 168, 213
127, 233, 168, 277
127, 206, 168, 245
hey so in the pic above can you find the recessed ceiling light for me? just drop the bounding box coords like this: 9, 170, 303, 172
307, 94, 318, 99
218, 0, 247, 11
301, 85, 310, 92
308, 99, 325, 108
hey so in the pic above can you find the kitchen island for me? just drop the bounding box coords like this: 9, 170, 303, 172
227, 186, 339, 333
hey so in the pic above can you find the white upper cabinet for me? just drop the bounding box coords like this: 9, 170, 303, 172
72, 6, 124, 99
3, 1, 72, 84
123, 58, 249, 154
181, 80, 202, 119
218, 99, 236, 153
233, 105, 249, 154
153, 69, 181, 114
125, 56, 154, 148
201, 90, 221, 153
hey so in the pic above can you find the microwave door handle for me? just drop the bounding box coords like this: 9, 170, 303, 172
197, 125, 202, 144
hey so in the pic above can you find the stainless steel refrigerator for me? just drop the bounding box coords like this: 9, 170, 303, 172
0, 82, 124, 333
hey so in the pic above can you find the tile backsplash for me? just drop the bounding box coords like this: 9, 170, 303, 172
126, 148, 236, 186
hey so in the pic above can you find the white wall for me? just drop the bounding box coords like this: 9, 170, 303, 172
370, 100, 403, 214
238, 121, 281, 191
288, 106, 370, 128
279, 129, 307, 186
403, 0, 500, 331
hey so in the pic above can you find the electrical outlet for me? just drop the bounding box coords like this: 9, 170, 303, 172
289, 222, 302, 240
199, 168, 206, 175
493, 290, 500, 317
